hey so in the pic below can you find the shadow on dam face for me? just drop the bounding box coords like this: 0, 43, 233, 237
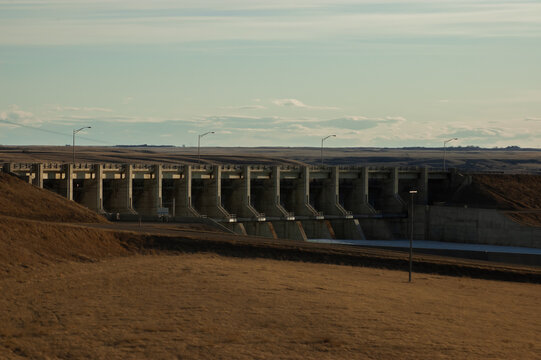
250, 179, 267, 211
220, 179, 237, 214
280, 179, 296, 213
368, 179, 384, 211
191, 179, 205, 215
162, 179, 175, 212
102, 179, 119, 212
308, 179, 325, 211
131, 179, 146, 213
43, 178, 65, 198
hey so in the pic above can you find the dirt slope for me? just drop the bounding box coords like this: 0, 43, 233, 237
0, 172, 107, 223
0, 216, 144, 275
455, 174, 541, 227
471, 174, 541, 209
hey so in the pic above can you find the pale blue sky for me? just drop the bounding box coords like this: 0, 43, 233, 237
1, 0, 540, 147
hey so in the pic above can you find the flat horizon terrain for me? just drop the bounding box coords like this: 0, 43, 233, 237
1, 145, 540, 173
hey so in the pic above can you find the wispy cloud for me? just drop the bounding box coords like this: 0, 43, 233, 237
1, 1, 540, 45
0, 105, 39, 125
272, 98, 339, 110
2, 103, 540, 147
53, 106, 113, 112
444, 127, 502, 139
222, 104, 267, 110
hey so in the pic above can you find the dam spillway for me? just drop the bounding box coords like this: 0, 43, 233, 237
3, 163, 451, 241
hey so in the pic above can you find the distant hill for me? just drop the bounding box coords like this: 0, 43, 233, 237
0, 145, 539, 173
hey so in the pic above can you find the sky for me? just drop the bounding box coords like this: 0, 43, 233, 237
0, 0, 540, 148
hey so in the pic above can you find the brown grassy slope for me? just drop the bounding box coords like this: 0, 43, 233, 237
452, 174, 541, 226
0, 216, 142, 275
473, 174, 541, 226
0, 172, 107, 223
472, 174, 541, 209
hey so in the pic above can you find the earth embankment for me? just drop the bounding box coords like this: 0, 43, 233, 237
0, 216, 138, 275
0, 172, 107, 223
453, 174, 541, 227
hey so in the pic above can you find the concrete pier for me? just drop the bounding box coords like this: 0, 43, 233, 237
106, 164, 136, 214
174, 166, 200, 217
197, 166, 231, 219
252, 166, 306, 241
79, 164, 104, 213
61, 164, 73, 201
134, 165, 162, 216
32, 163, 44, 188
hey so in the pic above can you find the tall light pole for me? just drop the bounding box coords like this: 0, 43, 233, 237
198, 131, 214, 164
73, 126, 91, 164
409, 190, 417, 283
443, 137, 458, 171
320, 134, 336, 165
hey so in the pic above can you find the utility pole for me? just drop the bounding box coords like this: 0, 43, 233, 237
198, 131, 214, 164
73, 126, 91, 164
320, 134, 336, 165
443, 137, 458, 171
409, 190, 417, 282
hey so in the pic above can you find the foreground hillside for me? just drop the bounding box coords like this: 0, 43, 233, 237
0, 172, 106, 223
1, 253, 540, 360
0, 172, 128, 276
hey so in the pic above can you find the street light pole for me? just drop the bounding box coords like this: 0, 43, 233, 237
320, 134, 336, 165
409, 190, 417, 283
72, 126, 91, 164
443, 137, 458, 171
198, 131, 214, 164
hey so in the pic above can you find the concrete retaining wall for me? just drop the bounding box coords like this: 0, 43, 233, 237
428, 206, 541, 248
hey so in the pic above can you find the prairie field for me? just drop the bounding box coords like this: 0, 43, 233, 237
1, 253, 540, 359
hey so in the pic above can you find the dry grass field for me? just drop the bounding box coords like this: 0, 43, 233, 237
1, 253, 540, 359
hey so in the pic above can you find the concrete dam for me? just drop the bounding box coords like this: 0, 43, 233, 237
4, 162, 461, 242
